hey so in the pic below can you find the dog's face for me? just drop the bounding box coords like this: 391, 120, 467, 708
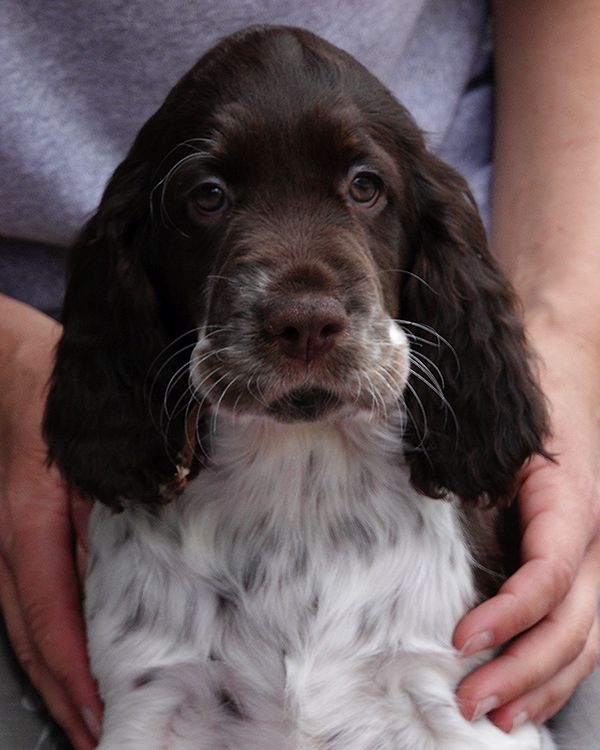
156, 43, 415, 422
44, 26, 548, 508
147, 28, 423, 424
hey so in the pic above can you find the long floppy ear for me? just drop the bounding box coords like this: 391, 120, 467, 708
401, 149, 549, 505
43, 157, 197, 510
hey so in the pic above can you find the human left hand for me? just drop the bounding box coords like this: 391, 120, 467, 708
0, 311, 102, 749
454, 339, 600, 732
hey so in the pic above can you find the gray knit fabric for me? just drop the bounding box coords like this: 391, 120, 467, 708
0, 0, 491, 248
0, 2, 596, 749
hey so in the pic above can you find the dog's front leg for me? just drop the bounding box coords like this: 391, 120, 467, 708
86, 505, 226, 749
97, 661, 227, 750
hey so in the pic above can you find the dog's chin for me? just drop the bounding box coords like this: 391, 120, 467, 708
267, 387, 344, 423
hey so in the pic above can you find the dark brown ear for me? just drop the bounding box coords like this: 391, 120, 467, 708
43, 157, 198, 510
400, 148, 549, 505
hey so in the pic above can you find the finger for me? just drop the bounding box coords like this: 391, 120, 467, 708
456, 543, 600, 721
490, 617, 600, 731
455, 502, 587, 654
13, 515, 103, 724
8, 476, 102, 731
455, 557, 578, 658
0, 556, 97, 750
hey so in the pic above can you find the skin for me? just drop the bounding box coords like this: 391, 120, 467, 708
1, 2, 600, 745
454, 0, 600, 732
0, 295, 101, 749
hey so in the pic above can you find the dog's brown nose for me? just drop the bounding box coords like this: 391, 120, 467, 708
263, 297, 348, 363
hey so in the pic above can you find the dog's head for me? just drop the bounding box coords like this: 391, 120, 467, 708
44, 25, 548, 509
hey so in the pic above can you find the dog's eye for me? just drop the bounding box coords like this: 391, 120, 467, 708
189, 181, 229, 216
348, 173, 381, 206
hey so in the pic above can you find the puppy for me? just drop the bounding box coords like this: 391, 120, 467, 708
44, 25, 554, 749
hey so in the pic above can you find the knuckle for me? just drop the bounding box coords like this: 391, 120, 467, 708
21, 598, 60, 662
20, 611, 75, 689
590, 623, 599, 653
588, 484, 600, 531
565, 618, 592, 662
549, 556, 577, 604
582, 642, 599, 678
502, 650, 544, 694
22, 598, 50, 640
515, 597, 538, 630
540, 684, 564, 720
13, 641, 39, 678
502, 589, 539, 635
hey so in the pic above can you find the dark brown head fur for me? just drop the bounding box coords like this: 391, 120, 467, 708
43, 25, 549, 510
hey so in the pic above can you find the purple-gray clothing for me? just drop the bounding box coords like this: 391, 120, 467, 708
0, 2, 596, 748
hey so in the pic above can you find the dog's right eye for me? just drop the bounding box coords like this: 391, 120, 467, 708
188, 181, 230, 217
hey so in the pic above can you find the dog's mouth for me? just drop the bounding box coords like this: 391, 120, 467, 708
267, 386, 343, 422
190, 319, 410, 423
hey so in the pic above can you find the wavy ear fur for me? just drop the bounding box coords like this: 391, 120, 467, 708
401, 149, 549, 505
43, 158, 197, 510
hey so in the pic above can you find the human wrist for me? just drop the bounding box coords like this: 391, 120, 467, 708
0, 294, 60, 340
528, 319, 600, 384
0, 296, 62, 429
0, 295, 61, 371
524, 314, 600, 455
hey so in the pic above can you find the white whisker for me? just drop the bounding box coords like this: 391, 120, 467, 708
379, 268, 439, 295
395, 319, 460, 374
404, 380, 429, 451
408, 349, 446, 390
408, 357, 445, 398
210, 375, 240, 435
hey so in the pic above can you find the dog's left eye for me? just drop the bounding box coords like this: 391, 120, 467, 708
348, 172, 381, 207
188, 181, 230, 216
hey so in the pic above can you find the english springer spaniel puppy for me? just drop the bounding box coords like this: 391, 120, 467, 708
44, 25, 555, 749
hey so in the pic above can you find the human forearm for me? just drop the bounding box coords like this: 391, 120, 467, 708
456, 3, 600, 732
492, 0, 600, 364
492, 0, 600, 472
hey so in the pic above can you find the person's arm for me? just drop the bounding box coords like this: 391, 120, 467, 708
454, 0, 600, 731
0, 294, 101, 749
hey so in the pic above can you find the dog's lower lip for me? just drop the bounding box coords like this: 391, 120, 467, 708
267, 387, 342, 422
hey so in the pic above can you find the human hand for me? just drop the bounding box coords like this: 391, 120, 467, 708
454, 333, 600, 732
0, 309, 102, 749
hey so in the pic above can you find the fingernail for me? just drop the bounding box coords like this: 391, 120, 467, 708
511, 711, 529, 733
472, 695, 499, 721
81, 706, 101, 739
460, 630, 494, 657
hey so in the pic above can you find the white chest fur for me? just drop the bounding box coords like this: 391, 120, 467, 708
87, 416, 549, 749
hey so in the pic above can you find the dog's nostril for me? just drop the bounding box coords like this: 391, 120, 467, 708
280, 323, 339, 342
282, 326, 300, 341
263, 298, 348, 363
321, 322, 343, 338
